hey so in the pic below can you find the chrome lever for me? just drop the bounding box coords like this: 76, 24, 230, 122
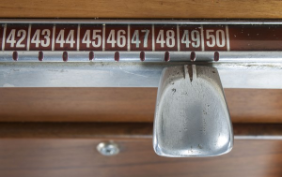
153, 65, 233, 157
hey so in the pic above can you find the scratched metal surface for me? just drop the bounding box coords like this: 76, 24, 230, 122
0, 62, 281, 88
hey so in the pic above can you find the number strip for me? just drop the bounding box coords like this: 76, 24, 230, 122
201, 25, 205, 51
127, 25, 130, 51
52, 25, 55, 51
225, 25, 230, 51
2, 24, 6, 51
0, 23, 233, 52
177, 25, 180, 51
27, 24, 31, 51
102, 24, 105, 51
152, 25, 155, 51
77, 24, 80, 51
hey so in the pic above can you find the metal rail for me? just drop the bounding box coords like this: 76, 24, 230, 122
0, 19, 281, 88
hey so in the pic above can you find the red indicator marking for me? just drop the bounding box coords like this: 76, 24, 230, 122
140, 51, 145, 61
229, 25, 282, 51
154, 25, 178, 51
12, 51, 18, 61
130, 25, 152, 51
202, 26, 228, 51
214, 51, 219, 61
105, 25, 128, 51
62, 51, 68, 61
80, 25, 103, 51
89, 51, 94, 61
55, 25, 78, 51
114, 51, 119, 61
5, 25, 29, 51
38, 51, 44, 61
164, 51, 170, 61
29, 25, 53, 51
190, 51, 196, 61
179, 25, 202, 51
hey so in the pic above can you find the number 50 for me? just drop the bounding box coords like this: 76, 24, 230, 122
206, 29, 226, 48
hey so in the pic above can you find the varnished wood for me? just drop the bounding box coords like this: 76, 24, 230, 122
0, 138, 281, 177
0, 88, 281, 123
0, 88, 156, 122
225, 89, 282, 123
0, 122, 281, 138
0, 0, 282, 18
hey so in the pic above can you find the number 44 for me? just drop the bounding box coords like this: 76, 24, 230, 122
56, 30, 75, 48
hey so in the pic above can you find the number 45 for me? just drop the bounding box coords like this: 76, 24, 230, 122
82, 30, 102, 48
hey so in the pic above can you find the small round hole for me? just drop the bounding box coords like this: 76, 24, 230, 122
12, 51, 18, 61
190, 51, 196, 61
114, 51, 119, 62
140, 51, 145, 61
38, 51, 44, 61
214, 51, 219, 61
89, 51, 94, 61
62, 51, 68, 62
164, 51, 170, 62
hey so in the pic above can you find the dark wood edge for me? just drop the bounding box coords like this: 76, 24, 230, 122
0, 122, 282, 139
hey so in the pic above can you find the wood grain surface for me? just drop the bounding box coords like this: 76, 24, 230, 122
0, 88, 281, 123
0, 0, 282, 18
0, 138, 281, 177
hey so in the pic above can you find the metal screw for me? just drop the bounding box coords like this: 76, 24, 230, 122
97, 142, 120, 156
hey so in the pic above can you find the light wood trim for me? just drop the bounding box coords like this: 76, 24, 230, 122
0, 0, 281, 18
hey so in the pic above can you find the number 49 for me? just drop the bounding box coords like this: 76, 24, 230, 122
181, 30, 200, 48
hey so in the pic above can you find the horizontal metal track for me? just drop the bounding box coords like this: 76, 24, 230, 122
1, 51, 282, 63
0, 19, 281, 88
0, 62, 281, 88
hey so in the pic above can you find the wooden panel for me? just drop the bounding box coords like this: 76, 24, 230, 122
0, 88, 156, 122
0, 88, 282, 123
225, 89, 282, 123
0, 138, 281, 177
0, 0, 282, 18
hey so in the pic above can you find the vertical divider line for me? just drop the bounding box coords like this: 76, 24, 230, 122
127, 25, 130, 51
27, 24, 31, 51
152, 24, 155, 51
177, 25, 180, 51
201, 25, 205, 51
2, 24, 7, 51
52, 25, 56, 51
77, 24, 80, 51
225, 25, 230, 51
102, 24, 106, 51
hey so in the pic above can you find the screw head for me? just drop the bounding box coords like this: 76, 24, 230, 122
97, 142, 120, 156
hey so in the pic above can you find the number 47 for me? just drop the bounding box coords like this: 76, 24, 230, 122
131, 30, 150, 48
